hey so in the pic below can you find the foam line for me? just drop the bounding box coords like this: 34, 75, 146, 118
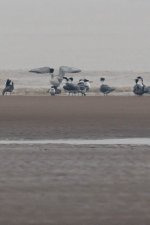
0, 138, 150, 145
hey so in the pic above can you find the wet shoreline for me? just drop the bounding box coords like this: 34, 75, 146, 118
0, 138, 150, 145
0, 96, 150, 140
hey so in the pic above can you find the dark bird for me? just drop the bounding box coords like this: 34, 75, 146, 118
63, 82, 79, 95
133, 78, 144, 95
2, 81, 14, 95
100, 77, 115, 95
78, 79, 91, 92
133, 76, 150, 95
63, 77, 87, 96
69, 77, 73, 82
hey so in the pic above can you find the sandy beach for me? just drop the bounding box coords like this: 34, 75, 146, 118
0, 96, 150, 225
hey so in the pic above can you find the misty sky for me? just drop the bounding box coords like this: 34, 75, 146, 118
0, 0, 150, 70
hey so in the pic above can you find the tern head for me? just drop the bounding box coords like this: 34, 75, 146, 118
100, 77, 105, 82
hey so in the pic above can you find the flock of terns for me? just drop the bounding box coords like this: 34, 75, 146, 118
2, 65, 150, 96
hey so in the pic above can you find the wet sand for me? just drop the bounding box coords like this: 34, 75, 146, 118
0, 144, 150, 225
0, 96, 150, 139
0, 96, 150, 225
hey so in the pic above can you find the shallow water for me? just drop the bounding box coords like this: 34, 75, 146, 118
0, 138, 150, 145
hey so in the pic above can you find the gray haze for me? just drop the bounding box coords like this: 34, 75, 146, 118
0, 0, 150, 70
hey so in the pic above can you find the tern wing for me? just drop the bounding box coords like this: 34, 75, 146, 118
59, 66, 81, 76
29, 67, 54, 74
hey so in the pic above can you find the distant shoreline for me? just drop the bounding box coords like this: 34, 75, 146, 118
1, 70, 150, 96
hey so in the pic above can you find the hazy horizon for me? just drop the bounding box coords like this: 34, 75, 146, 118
0, 0, 150, 71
